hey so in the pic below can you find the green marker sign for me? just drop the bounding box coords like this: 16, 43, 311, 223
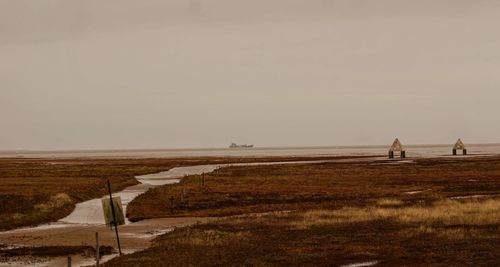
102, 196, 125, 227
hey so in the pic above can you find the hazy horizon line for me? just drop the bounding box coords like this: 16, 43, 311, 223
2, 142, 500, 154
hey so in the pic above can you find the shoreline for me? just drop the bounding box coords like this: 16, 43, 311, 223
2, 143, 500, 159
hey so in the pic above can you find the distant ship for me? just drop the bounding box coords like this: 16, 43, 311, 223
229, 143, 254, 148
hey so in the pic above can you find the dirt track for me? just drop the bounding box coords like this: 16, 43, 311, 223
0, 217, 211, 266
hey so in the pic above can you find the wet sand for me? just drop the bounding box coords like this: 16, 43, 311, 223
0, 217, 211, 267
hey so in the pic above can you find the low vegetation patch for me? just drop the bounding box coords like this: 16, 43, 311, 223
0, 156, 347, 230
0, 245, 113, 265
376, 198, 404, 206
127, 156, 500, 221
292, 199, 500, 228
109, 157, 500, 266
106, 199, 500, 266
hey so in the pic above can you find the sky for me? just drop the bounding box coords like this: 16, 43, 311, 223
1, 0, 500, 150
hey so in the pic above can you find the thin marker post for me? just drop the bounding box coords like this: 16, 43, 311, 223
96, 232, 100, 267
107, 180, 122, 255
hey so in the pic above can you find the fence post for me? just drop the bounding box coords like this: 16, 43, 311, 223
96, 232, 100, 267
170, 196, 174, 214
107, 180, 122, 255
67, 256, 71, 267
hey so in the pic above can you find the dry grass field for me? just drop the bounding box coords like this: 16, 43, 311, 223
0, 156, 347, 230
110, 156, 500, 266
0, 245, 113, 264
2, 156, 500, 265
127, 156, 500, 221
106, 199, 500, 266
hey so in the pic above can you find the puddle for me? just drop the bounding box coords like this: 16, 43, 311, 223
373, 160, 414, 165
340, 261, 379, 267
450, 194, 500, 200
121, 228, 174, 239
73, 249, 138, 267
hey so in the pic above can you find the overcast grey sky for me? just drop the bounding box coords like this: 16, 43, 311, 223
1, 0, 500, 150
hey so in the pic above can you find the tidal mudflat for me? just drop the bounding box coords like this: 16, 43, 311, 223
1, 154, 500, 266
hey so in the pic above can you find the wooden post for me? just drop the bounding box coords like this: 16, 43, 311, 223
96, 232, 100, 267
202, 175, 205, 187
67, 256, 71, 267
453, 149, 457, 155
389, 151, 394, 159
401, 151, 406, 158
107, 180, 122, 255
463, 149, 467, 155
170, 196, 174, 214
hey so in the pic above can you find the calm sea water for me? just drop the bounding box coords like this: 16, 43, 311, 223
1, 144, 500, 159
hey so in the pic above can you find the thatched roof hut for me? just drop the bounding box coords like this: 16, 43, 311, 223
453, 139, 467, 155
454, 139, 465, 150
389, 138, 406, 158
389, 138, 404, 152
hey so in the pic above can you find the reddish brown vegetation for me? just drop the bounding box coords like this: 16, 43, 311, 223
127, 156, 500, 221
108, 156, 500, 266
0, 156, 351, 230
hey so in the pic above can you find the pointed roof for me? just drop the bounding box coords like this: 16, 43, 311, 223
454, 139, 465, 150
389, 138, 404, 152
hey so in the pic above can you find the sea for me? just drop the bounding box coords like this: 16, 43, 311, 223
1, 144, 500, 159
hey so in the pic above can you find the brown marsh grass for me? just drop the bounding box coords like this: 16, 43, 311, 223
0, 156, 348, 230
108, 157, 500, 266
292, 199, 500, 229
127, 156, 500, 221
106, 199, 500, 266
376, 198, 404, 206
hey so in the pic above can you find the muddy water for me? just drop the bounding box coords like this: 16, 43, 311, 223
0, 160, 339, 267
60, 161, 330, 225
59, 165, 221, 224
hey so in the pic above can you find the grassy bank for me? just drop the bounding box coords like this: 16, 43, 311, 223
0, 156, 349, 230
111, 156, 500, 266
106, 199, 500, 266
127, 156, 500, 221
0, 245, 113, 263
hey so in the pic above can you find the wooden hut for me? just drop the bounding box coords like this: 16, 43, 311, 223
389, 138, 406, 159
453, 139, 467, 156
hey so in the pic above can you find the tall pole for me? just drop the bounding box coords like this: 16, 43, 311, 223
107, 180, 122, 255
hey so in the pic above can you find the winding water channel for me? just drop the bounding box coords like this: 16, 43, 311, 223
1, 156, 490, 266
60, 160, 331, 226
1, 160, 341, 267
